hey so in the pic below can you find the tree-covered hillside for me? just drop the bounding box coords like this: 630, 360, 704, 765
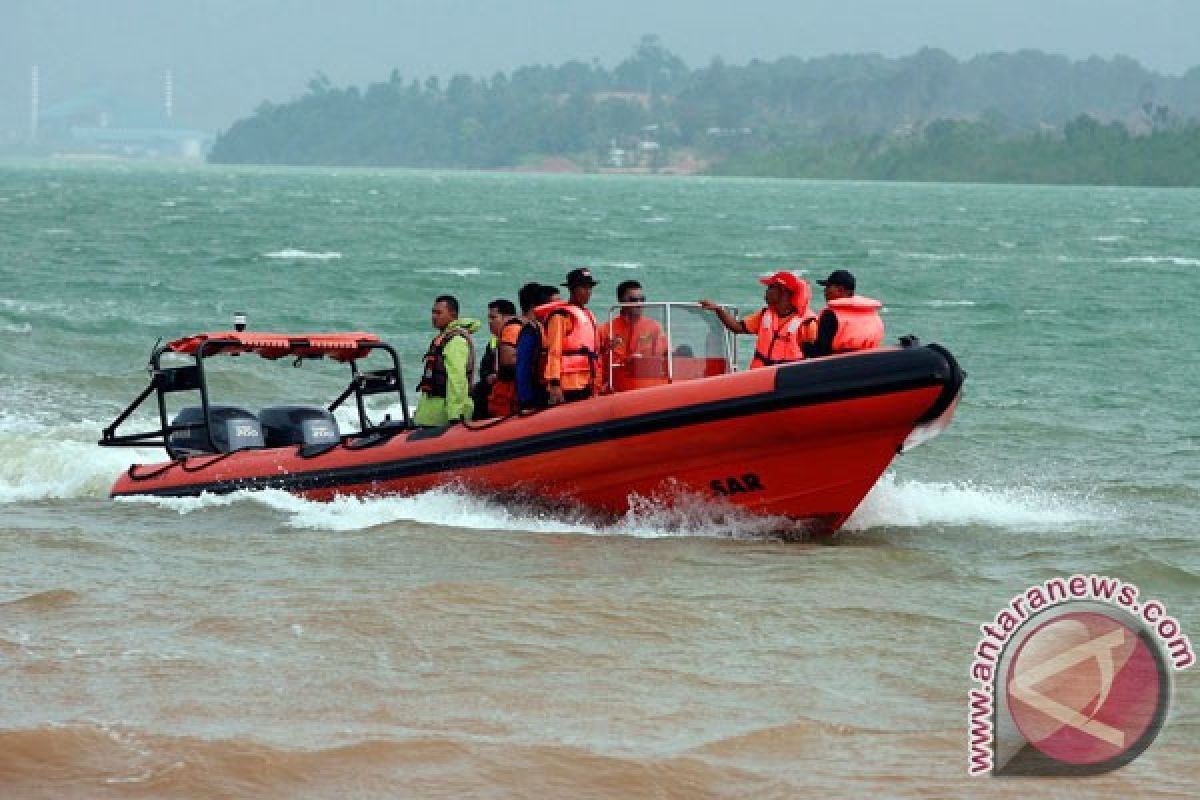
208, 36, 1200, 184
710, 114, 1200, 186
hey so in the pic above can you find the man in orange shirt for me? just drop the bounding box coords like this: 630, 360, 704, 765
542, 268, 600, 406
598, 280, 667, 391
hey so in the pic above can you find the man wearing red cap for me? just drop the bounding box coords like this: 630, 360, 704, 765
700, 271, 815, 369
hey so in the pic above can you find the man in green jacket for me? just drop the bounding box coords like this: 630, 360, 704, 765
414, 295, 481, 426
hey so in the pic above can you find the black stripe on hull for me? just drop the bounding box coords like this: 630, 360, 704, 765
115, 345, 961, 498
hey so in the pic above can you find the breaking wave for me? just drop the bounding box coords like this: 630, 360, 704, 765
120, 484, 796, 541
1115, 255, 1200, 267
262, 249, 342, 260
844, 473, 1101, 532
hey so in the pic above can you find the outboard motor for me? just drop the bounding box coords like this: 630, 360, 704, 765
169, 405, 265, 455
258, 406, 341, 448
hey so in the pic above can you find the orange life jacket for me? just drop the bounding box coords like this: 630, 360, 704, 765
750, 307, 814, 369
486, 318, 523, 417
828, 296, 885, 352
535, 301, 599, 383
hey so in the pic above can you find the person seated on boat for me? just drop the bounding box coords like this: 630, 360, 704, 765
700, 270, 816, 369
802, 269, 885, 358
414, 295, 481, 427
472, 298, 522, 419
539, 268, 600, 406
515, 283, 559, 411
598, 280, 667, 390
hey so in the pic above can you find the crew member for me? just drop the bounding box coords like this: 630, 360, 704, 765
473, 298, 522, 418
598, 280, 666, 391
414, 294, 480, 426
803, 269, 885, 358
700, 270, 815, 369
540, 268, 600, 406
599, 281, 666, 361
514, 283, 559, 410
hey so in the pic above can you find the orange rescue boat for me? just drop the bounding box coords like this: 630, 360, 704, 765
100, 303, 964, 535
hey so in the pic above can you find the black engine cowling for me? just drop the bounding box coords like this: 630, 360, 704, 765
258, 406, 341, 448
169, 406, 265, 455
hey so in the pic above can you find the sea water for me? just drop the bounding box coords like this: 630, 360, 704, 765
0, 161, 1197, 797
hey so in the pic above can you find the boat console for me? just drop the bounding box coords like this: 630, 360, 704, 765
603, 301, 740, 392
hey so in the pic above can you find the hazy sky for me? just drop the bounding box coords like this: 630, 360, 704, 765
4, 0, 1197, 135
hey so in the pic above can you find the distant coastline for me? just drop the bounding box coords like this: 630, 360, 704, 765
203, 40, 1200, 188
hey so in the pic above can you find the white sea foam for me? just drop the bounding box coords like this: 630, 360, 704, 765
924, 300, 976, 308
766, 224, 796, 231
118, 475, 1101, 538
263, 249, 343, 260
1093, 235, 1126, 242
0, 434, 158, 504
416, 266, 483, 277
897, 252, 967, 261
1116, 256, 1200, 267
122, 483, 792, 540
125, 487, 599, 534
595, 261, 643, 270
843, 473, 1100, 532
1, 322, 33, 334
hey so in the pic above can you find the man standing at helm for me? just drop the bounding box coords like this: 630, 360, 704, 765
598, 279, 667, 390
700, 270, 815, 369
803, 269, 885, 357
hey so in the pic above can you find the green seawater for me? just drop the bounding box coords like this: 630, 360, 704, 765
0, 161, 1196, 795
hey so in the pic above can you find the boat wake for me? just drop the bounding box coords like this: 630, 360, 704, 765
844, 472, 1102, 532
118, 484, 796, 541
2, 418, 1103, 537
112, 474, 1104, 540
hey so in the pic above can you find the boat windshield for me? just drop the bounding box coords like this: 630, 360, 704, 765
604, 302, 738, 393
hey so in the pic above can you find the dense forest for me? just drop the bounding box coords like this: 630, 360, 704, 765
209, 36, 1200, 185
711, 114, 1200, 186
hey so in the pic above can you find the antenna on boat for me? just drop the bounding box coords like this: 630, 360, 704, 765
146, 337, 162, 372
233, 312, 247, 332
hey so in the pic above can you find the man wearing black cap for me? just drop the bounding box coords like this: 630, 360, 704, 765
542, 268, 600, 405
803, 269, 885, 358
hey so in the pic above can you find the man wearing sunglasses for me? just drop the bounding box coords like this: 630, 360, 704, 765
598, 280, 667, 391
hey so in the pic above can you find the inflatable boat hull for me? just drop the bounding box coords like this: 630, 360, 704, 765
110, 345, 964, 534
